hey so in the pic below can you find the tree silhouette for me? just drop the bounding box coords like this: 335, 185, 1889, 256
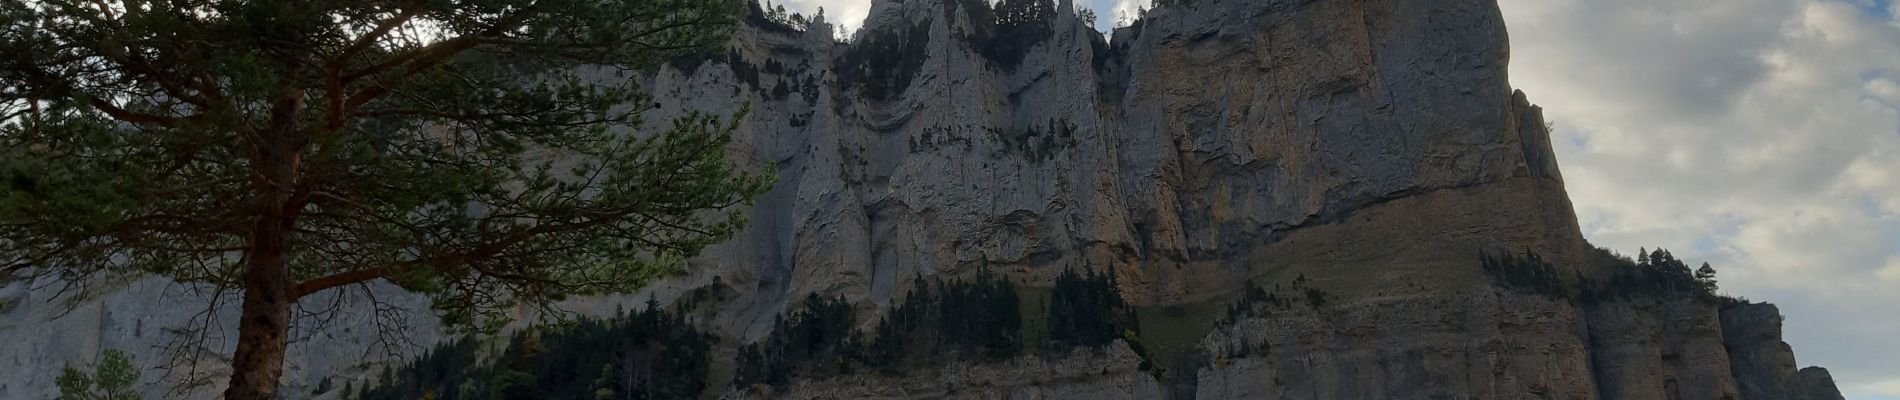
1696, 262, 1718, 294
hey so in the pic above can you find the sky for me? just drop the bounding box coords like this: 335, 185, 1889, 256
1498, 1, 1900, 399
763, 0, 1900, 398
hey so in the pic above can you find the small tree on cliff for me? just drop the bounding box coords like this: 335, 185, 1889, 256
0, 1, 765, 398
57, 349, 141, 400
1696, 262, 1719, 294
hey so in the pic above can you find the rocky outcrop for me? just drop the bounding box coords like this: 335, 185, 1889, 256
0, 0, 1845, 398
1197, 292, 1596, 399
1793, 367, 1847, 400
1586, 298, 1742, 400
1722, 303, 1847, 400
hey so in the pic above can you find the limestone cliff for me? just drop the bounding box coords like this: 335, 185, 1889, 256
1723, 304, 1848, 400
0, 0, 1845, 399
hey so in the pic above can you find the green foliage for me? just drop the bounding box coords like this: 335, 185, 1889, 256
364, 269, 1135, 396
962, 0, 1058, 69
835, 0, 1068, 99
1302, 287, 1328, 308
1214, 277, 1327, 331
739, 267, 1132, 386
668, 49, 769, 90
1696, 262, 1719, 293
859, 281, 926, 370
56, 349, 140, 400
359, 299, 714, 400
1048, 267, 1136, 349
0, 0, 769, 335
1213, 283, 1280, 359
1580, 247, 1719, 304
990, 119, 1077, 161
1481, 247, 1724, 303
313, 377, 334, 396
1218, 281, 1284, 326
746, 0, 823, 33
934, 269, 1023, 359
1481, 250, 1570, 298
733, 293, 856, 387
853, 269, 1023, 374
836, 22, 933, 101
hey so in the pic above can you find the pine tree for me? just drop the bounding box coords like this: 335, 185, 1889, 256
55, 349, 140, 400
1, 2, 765, 397
1696, 262, 1719, 294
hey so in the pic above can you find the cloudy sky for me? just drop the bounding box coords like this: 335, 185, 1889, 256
764, 0, 1900, 398
1499, 1, 1900, 399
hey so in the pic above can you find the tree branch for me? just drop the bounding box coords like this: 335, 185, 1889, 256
333, 5, 427, 64
86, 96, 198, 128
286, 213, 621, 299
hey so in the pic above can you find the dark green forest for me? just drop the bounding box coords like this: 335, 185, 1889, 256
357, 267, 1133, 398
732, 267, 1132, 388
355, 298, 715, 400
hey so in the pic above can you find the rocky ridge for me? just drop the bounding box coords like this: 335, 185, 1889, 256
0, 0, 1845, 398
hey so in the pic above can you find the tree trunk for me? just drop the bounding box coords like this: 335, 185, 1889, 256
225, 94, 305, 399
223, 214, 293, 399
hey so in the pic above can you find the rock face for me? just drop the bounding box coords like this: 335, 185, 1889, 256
1586, 297, 1743, 400
1722, 304, 1847, 400
0, 0, 1844, 399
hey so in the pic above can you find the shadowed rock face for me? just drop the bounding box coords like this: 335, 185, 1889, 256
1722, 304, 1848, 400
1794, 368, 1847, 400
0, 0, 1841, 398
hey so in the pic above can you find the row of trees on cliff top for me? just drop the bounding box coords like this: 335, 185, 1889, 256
1481, 247, 1726, 303
0, 0, 771, 398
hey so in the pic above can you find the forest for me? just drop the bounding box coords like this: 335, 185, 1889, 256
358, 267, 1134, 398
355, 298, 715, 400
732, 267, 1133, 388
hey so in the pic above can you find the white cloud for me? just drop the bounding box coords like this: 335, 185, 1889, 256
1870, 78, 1900, 107
766, 0, 873, 33
1109, 0, 1150, 27
1501, 0, 1900, 397
1878, 256, 1900, 282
